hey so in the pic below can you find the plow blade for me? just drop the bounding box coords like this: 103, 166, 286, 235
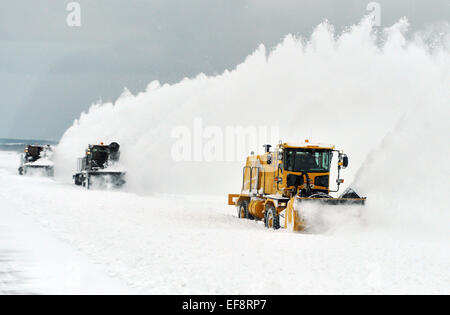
21, 165, 54, 177
286, 189, 366, 232
296, 196, 366, 205
86, 171, 126, 189
298, 188, 366, 205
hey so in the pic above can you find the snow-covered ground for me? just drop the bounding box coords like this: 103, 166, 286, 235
0, 151, 448, 294
0, 152, 130, 294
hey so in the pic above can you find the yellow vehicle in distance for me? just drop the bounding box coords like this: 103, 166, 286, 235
228, 140, 366, 231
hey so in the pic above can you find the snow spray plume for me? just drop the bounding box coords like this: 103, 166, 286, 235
350, 87, 450, 238
55, 17, 449, 208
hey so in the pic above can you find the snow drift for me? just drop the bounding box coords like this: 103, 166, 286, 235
55, 17, 449, 235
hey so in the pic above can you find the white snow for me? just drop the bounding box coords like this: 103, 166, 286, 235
25, 158, 54, 167
0, 151, 448, 294
0, 152, 131, 294
1, 17, 449, 294
54, 17, 449, 197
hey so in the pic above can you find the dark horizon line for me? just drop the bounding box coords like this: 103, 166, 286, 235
0, 137, 59, 144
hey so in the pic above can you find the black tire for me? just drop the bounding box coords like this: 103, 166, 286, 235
81, 175, 88, 188
46, 167, 54, 177
18, 167, 24, 176
85, 174, 90, 190
264, 205, 280, 230
74, 175, 82, 186
237, 201, 250, 219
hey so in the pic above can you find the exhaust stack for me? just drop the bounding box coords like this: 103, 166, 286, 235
263, 144, 272, 153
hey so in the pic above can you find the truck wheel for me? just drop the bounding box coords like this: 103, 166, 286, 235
265, 205, 280, 230
18, 167, 23, 176
81, 175, 88, 189
237, 201, 249, 219
85, 174, 90, 190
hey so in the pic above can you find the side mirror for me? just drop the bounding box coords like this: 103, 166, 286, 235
342, 155, 349, 168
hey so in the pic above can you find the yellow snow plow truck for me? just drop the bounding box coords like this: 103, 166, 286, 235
228, 141, 366, 231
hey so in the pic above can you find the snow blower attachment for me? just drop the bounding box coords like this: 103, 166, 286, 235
73, 142, 126, 190
18, 145, 54, 176
228, 141, 366, 231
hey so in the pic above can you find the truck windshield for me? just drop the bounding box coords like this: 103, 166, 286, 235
284, 149, 331, 173
91, 146, 109, 167
26, 146, 43, 162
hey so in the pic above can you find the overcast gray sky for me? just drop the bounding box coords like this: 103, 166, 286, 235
0, 0, 448, 140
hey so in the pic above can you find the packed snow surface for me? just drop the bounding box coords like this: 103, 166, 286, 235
0, 152, 130, 294
0, 151, 448, 294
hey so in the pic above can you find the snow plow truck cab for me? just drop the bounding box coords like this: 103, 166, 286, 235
73, 142, 125, 189
18, 145, 54, 176
228, 141, 366, 231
